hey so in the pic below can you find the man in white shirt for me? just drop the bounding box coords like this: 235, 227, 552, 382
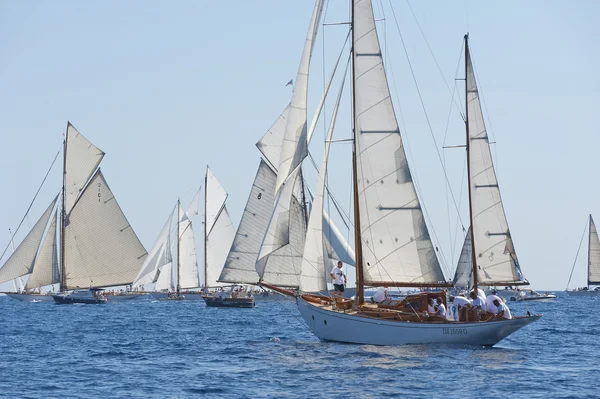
427, 298, 436, 314
486, 289, 501, 314
494, 299, 512, 320
452, 294, 471, 309
434, 297, 446, 317
469, 291, 486, 311
372, 286, 388, 303
330, 261, 347, 298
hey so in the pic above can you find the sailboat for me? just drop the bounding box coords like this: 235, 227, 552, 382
566, 215, 600, 296
0, 122, 148, 304
262, 0, 540, 346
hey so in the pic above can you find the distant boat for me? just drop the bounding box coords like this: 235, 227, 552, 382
53, 288, 107, 305
262, 0, 540, 346
566, 215, 600, 296
510, 289, 556, 302
0, 122, 148, 302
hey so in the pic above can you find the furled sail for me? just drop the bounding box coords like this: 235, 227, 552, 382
452, 228, 472, 289
274, 0, 324, 195
63, 170, 148, 289
178, 204, 199, 289
588, 216, 600, 284
300, 73, 345, 293
25, 211, 60, 290
466, 46, 527, 286
64, 122, 105, 214
353, 0, 445, 286
0, 195, 58, 284
133, 212, 174, 288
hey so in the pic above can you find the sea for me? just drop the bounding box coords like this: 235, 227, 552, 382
0, 291, 596, 399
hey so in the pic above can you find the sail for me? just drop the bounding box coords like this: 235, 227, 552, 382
466, 46, 527, 286
589, 216, 600, 284
256, 105, 290, 169
205, 206, 236, 287
154, 262, 175, 291
0, 195, 58, 284
300, 75, 344, 293
323, 211, 355, 266
186, 188, 201, 217
353, 0, 445, 286
64, 122, 105, 214
63, 170, 148, 289
133, 212, 173, 288
452, 228, 472, 288
205, 167, 228, 234
178, 204, 199, 289
25, 211, 59, 290
274, 0, 324, 195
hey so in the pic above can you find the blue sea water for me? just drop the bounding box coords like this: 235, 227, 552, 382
0, 292, 596, 399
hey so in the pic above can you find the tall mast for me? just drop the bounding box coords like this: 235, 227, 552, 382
177, 199, 181, 295
204, 167, 208, 290
588, 214, 592, 289
60, 124, 68, 292
465, 34, 479, 293
351, 0, 364, 305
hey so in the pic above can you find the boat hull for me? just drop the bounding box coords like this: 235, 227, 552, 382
150, 292, 203, 301
566, 290, 600, 296
52, 295, 107, 305
297, 297, 540, 346
201, 295, 255, 308
513, 295, 556, 301
5, 293, 55, 302
104, 293, 150, 302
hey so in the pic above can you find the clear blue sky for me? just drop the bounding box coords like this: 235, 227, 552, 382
0, 1, 598, 290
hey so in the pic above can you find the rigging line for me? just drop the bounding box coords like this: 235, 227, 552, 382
0, 148, 61, 263
566, 216, 589, 290
406, 0, 465, 121
387, 0, 466, 270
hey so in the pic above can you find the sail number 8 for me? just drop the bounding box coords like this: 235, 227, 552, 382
442, 328, 468, 335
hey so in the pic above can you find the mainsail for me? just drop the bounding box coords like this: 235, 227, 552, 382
353, 0, 445, 286
466, 43, 527, 286
589, 215, 600, 285
25, 211, 60, 290
63, 170, 147, 289
0, 195, 58, 284
452, 228, 472, 289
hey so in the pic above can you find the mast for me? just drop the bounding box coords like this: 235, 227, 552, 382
60, 124, 68, 292
299, 168, 309, 228
588, 214, 592, 289
177, 199, 181, 296
204, 167, 208, 290
465, 34, 479, 293
351, 0, 364, 305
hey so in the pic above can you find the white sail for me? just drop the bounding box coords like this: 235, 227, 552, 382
300, 75, 344, 293
205, 206, 236, 288
154, 262, 175, 291
178, 204, 199, 289
186, 188, 201, 217
256, 105, 290, 169
0, 195, 58, 284
353, 0, 445, 286
64, 122, 105, 214
25, 211, 59, 290
63, 170, 148, 289
274, 0, 324, 195
323, 211, 355, 267
133, 212, 174, 288
589, 216, 600, 284
205, 167, 228, 235
466, 47, 526, 286
452, 228, 472, 289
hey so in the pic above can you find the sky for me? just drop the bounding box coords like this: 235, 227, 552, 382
0, 0, 598, 291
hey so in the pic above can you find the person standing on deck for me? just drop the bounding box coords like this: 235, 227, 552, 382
486, 289, 501, 314
330, 261, 347, 298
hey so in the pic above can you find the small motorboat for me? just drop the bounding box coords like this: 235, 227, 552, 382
510, 289, 556, 302
53, 288, 108, 304
201, 289, 255, 308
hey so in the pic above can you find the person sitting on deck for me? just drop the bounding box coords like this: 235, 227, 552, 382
486, 289, 501, 314
427, 298, 436, 314
371, 286, 388, 303
330, 261, 347, 298
493, 298, 512, 319
432, 297, 446, 318
470, 291, 486, 311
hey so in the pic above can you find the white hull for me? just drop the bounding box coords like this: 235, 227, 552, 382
566, 290, 600, 296
297, 297, 540, 346
5, 293, 54, 302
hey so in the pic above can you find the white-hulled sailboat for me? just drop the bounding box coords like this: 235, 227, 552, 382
0, 122, 148, 303
265, 0, 540, 346
566, 215, 600, 296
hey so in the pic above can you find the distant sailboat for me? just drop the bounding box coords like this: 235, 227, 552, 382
266, 0, 540, 346
0, 122, 148, 303
566, 215, 600, 296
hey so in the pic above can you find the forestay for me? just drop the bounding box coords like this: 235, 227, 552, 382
63, 170, 148, 289
64, 123, 105, 214
25, 211, 60, 290
0, 195, 58, 284
466, 47, 526, 286
452, 228, 472, 289
589, 216, 600, 284
353, 0, 445, 286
